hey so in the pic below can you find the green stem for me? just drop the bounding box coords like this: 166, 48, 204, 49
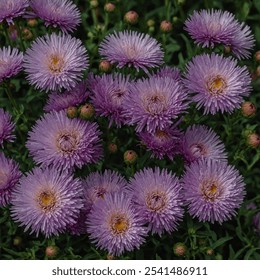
3, 25, 11, 46
91, 8, 98, 26
15, 21, 26, 52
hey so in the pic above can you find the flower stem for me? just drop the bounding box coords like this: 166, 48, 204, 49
3, 25, 11, 46
15, 21, 26, 52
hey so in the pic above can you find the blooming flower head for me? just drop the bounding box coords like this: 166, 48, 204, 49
184, 9, 255, 59
183, 53, 252, 114
99, 30, 164, 73
0, 108, 15, 146
154, 66, 181, 82
0, 153, 21, 207
127, 167, 184, 235
182, 159, 245, 223
90, 73, 130, 127
24, 32, 88, 92
180, 125, 227, 164
123, 76, 189, 133
11, 167, 83, 237
44, 80, 89, 112
83, 170, 127, 212
0, 0, 28, 24
138, 125, 182, 160
86, 192, 147, 256
0, 47, 23, 82
26, 110, 103, 171
28, 0, 81, 33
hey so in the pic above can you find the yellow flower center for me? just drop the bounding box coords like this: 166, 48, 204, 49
207, 75, 227, 95
201, 181, 221, 202
48, 54, 64, 73
110, 213, 129, 234
37, 190, 56, 211
146, 190, 167, 212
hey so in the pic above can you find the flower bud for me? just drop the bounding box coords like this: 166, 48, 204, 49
124, 11, 139, 25
66, 106, 78, 118
124, 150, 138, 164
108, 143, 118, 154
255, 51, 260, 63
79, 103, 95, 120
104, 3, 116, 12
45, 245, 59, 258
241, 101, 256, 117
99, 60, 111, 72
27, 19, 38, 27
173, 243, 186, 257
160, 20, 172, 32
13, 236, 22, 247
147, 19, 155, 27
90, 0, 99, 8
107, 254, 115, 260
206, 248, 214, 256
247, 133, 260, 148
22, 28, 33, 40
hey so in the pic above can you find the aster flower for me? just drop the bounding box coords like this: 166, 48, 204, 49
138, 125, 182, 160
127, 167, 184, 235
86, 193, 147, 256
23, 32, 88, 92
154, 66, 181, 81
0, 108, 15, 146
83, 170, 127, 212
11, 167, 83, 237
0, 47, 23, 82
44, 80, 89, 112
184, 9, 254, 59
28, 0, 81, 33
183, 53, 251, 115
182, 159, 245, 224
99, 30, 164, 73
123, 76, 189, 133
90, 73, 130, 127
0, 153, 21, 207
180, 125, 227, 164
26, 110, 103, 171
0, 0, 28, 24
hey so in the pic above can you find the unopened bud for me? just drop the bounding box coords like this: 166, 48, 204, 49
22, 28, 33, 40
108, 143, 118, 153
99, 60, 111, 72
45, 246, 59, 258
104, 3, 116, 12
27, 19, 38, 27
247, 133, 260, 148
79, 103, 95, 120
107, 254, 115, 260
206, 248, 214, 256
13, 236, 22, 247
147, 19, 155, 27
67, 106, 78, 118
241, 101, 256, 117
160, 20, 173, 32
124, 11, 139, 25
256, 66, 260, 77
90, 0, 99, 8
255, 51, 260, 63
173, 243, 186, 257
124, 150, 138, 164
224, 45, 232, 54
8, 25, 17, 41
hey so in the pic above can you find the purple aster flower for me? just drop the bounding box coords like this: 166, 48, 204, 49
86, 192, 147, 256
182, 159, 245, 223
83, 170, 127, 212
123, 76, 189, 133
99, 30, 164, 73
138, 124, 182, 160
154, 66, 181, 81
28, 0, 81, 33
0, 108, 15, 147
90, 73, 130, 127
180, 125, 227, 164
44, 80, 89, 112
183, 53, 252, 114
0, 153, 21, 207
0, 0, 28, 25
24, 32, 88, 92
11, 167, 83, 237
253, 212, 260, 235
127, 167, 184, 235
184, 9, 254, 59
26, 110, 103, 171
0, 47, 23, 82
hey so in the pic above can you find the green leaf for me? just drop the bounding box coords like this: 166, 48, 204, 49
253, 0, 260, 13
211, 236, 233, 250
